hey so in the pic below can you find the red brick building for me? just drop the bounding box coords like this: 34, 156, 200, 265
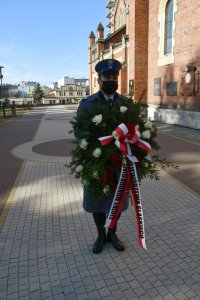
89, 0, 200, 129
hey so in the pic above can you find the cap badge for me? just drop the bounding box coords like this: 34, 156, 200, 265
108, 60, 113, 69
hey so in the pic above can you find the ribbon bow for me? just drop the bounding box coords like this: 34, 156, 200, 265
98, 123, 153, 162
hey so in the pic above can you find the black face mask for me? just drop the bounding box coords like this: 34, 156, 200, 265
101, 81, 118, 94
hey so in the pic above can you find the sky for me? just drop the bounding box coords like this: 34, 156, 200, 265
0, 0, 109, 85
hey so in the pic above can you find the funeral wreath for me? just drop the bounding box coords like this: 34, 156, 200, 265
68, 100, 178, 201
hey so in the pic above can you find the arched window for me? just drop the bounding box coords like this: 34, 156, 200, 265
158, 0, 177, 66
164, 0, 174, 54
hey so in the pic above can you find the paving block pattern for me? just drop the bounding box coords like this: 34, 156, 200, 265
0, 105, 200, 300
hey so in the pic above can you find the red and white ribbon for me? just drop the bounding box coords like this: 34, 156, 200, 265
105, 160, 129, 229
98, 122, 153, 161
99, 122, 151, 250
128, 160, 146, 249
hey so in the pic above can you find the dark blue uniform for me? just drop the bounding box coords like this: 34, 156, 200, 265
77, 58, 129, 253
77, 90, 131, 213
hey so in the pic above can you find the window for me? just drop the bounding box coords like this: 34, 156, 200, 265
158, 0, 177, 66
164, 0, 173, 54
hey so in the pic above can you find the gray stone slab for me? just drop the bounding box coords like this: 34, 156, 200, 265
1, 106, 200, 300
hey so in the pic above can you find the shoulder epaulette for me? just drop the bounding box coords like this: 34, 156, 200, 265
83, 92, 99, 102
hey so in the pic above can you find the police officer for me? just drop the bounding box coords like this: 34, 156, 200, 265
77, 59, 131, 254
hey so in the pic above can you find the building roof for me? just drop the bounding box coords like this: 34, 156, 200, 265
97, 22, 104, 30
89, 31, 95, 38
43, 93, 56, 99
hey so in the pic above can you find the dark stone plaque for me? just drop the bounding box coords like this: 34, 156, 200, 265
129, 79, 134, 97
154, 78, 161, 96
167, 82, 177, 96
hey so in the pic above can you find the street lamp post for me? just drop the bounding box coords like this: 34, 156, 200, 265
0, 66, 5, 118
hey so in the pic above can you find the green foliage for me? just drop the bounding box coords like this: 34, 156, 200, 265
32, 83, 45, 104
68, 101, 178, 200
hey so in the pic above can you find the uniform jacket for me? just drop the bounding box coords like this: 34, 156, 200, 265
77, 90, 131, 213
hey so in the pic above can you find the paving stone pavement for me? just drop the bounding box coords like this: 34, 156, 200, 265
0, 105, 200, 300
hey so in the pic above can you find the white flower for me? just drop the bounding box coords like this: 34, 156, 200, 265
112, 130, 120, 140
93, 148, 102, 158
144, 119, 152, 129
83, 179, 89, 186
142, 161, 149, 168
79, 139, 88, 150
103, 185, 109, 194
92, 114, 102, 125
92, 171, 99, 179
120, 106, 128, 113
75, 165, 83, 173
141, 130, 151, 139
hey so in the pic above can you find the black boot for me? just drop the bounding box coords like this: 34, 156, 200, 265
107, 229, 125, 251
107, 214, 125, 251
92, 213, 106, 254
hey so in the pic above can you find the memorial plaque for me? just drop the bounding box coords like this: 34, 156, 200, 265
167, 82, 177, 96
154, 78, 161, 96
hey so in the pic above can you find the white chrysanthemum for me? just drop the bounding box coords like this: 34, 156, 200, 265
92, 171, 99, 179
75, 165, 83, 173
103, 185, 109, 194
93, 148, 102, 158
92, 114, 103, 125
79, 139, 88, 150
144, 119, 152, 129
143, 161, 149, 168
141, 130, 151, 139
120, 106, 128, 113
112, 130, 120, 140
83, 179, 89, 186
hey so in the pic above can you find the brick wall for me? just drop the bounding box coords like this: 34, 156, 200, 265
148, 0, 200, 110
129, 0, 149, 102
104, 27, 126, 50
